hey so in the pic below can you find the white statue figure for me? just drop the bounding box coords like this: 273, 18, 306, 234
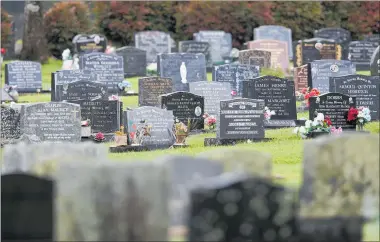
180, 62, 187, 84
61, 49, 73, 70
72, 54, 80, 70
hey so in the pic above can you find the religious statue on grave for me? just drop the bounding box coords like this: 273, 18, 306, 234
61, 49, 73, 70
180, 62, 187, 84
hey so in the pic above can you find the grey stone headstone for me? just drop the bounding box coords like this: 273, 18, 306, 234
1, 105, 21, 145
138, 77, 173, 107
300, 133, 379, 218
370, 46, 379, 76
55, 160, 170, 241
189, 82, 231, 116
179, 41, 212, 70
20, 102, 81, 143
157, 53, 207, 92
115, 46, 147, 77
1, 88, 16, 102
194, 31, 232, 63
363, 34, 380, 42
238, 49, 271, 68
4, 61, 42, 93
126, 106, 175, 149
348, 41, 379, 71
330, 74, 380, 120
308, 60, 356, 94
254, 25, 293, 59
135, 31, 171, 63
72, 34, 107, 54
56, 80, 108, 102
79, 53, 124, 93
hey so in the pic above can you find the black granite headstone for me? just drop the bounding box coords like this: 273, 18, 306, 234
370, 46, 379, 76
115, 46, 147, 77
1, 173, 53, 241
5, 61, 42, 93
314, 28, 351, 60
72, 34, 107, 54
135, 31, 171, 63
56, 80, 108, 102
138, 77, 173, 107
157, 53, 207, 92
330, 74, 380, 120
179, 41, 212, 71
0, 106, 21, 144
160, 91, 204, 130
309, 93, 356, 130
348, 41, 379, 71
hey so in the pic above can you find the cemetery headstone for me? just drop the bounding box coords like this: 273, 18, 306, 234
56, 80, 108, 102
294, 38, 341, 67
70, 100, 121, 133
294, 64, 308, 92
72, 34, 107, 54
330, 74, 380, 120
348, 41, 379, 71
160, 92, 204, 130
115, 46, 147, 77
5, 61, 42, 93
309, 93, 356, 130
242, 76, 297, 127
218, 98, 265, 140
1, 105, 21, 145
138, 77, 173, 107
178, 41, 212, 71
135, 31, 171, 63
157, 53, 207, 92
194, 30, 232, 63
126, 107, 175, 149
51, 69, 97, 101
1, 173, 53, 241
246, 39, 289, 73
238, 49, 271, 68
314, 27, 352, 60
212, 64, 260, 96
364, 34, 380, 42
20, 102, 81, 143
189, 82, 231, 116
79, 53, 124, 93
370, 46, 379, 76
308, 60, 356, 94
254, 25, 293, 59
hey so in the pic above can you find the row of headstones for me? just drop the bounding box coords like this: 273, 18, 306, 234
2, 132, 379, 241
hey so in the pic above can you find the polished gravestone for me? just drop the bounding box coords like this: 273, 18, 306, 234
135, 31, 171, 63
194, 30, 232, 63
294, 64, 308, 92
179, 41, 212, 71
72, 34, 107, 54
370, 46, 379, 77
5, 61, 42, 93
314, 27, 351, 60
238, 49, 271, 68
348, 41, 378, 71
138, 77, 173, 107
55, 80, 108, 102
254, 25, 293, 59
115, 46, 147, 77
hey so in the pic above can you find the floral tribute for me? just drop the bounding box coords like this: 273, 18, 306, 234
295, 87, 321, 107
203, 113, 216, 130
346, 106, 371, 130
264, 107, 275, 120
81, 119, 91, 127
173, 118, 189, 145
109, 95, 120, 101
94, 132, 105, 142
293, 113, 341, 139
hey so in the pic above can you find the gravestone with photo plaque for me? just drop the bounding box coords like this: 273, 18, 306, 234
72, 34, 107, 54
5, 61, 42, 93
314, 27, 351, 60
308, 60, 356, 94
1, 105, 21, 145
157, 53, 207, 92
330, 74, 380, 120
138, 77, 173, 107
115, 46, 147, 77
55, 80, 108, 102
20, 102, 81, 143
370, 46, 379, 77
238, 49, 271, 68
194, 31, 232, 63
179, 41, 212, 71
135, 31, 171, 63
254, 25, 293, 59
348, 41, 379, 71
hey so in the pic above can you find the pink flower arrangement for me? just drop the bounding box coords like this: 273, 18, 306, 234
94, 132, 105, 142
330, 127, 343, 135
203, 113, 216, 130
231, 90, 237, 96
109, 95, 120, 101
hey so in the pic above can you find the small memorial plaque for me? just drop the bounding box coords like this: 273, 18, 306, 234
5, 61, 42, 93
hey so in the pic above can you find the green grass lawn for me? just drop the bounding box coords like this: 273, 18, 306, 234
2, 60, 379, 241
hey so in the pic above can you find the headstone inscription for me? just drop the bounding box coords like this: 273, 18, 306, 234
212, 64, 260, 96
126, 107, 175, 149
309, 93, 356, 130
70, 100, 121, 133
254, 25, 293, 59
370, 46, 379, 76
364, 34, 380, 42
1, 106, 21, 145
178, 41, 212, 71
294, 64, 308, 92
51, 69, 96, 101
157, 53, 207, 92
135, 31, 171, 63
246, 39, 289, 73
5, 61, 42, 93
294, 38, 340, 67
72, 34, 107, 54
348, 41, 379, 71
308, 60, 356, 94
238, 49, 271, 68
218, 98, 265, 140
56, 80, 108, 102
1, 173, 53, 241
188, 173, 298, 242
79, 52, 124, 93
330, 75, 380, 120
189, 82, 231, 116
115, 46, 147, 77
160, 92, 204, 130
194, 30, 232, 63
242, 76, 297, 127
138, 77, 173, 107
314, 27, 352, 60
20, 102, 81, 143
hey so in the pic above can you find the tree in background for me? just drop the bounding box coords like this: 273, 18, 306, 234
44, 2, 91, 59
1, 9, 12, 49
20, 1, 48, 63
349, 1, 380, 38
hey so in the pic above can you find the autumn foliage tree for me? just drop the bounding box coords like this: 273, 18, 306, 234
44, 1, 91, 58
348, 1, 380, 38
1, 9, 12, 49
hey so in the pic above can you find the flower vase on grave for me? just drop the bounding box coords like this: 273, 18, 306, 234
174, 119, 189, 146
114, 126, 127, 146
130, 120, 152, 146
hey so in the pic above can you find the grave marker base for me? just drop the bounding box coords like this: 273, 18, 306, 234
204, 137, 272, 147
264, 119, 297, 129
171, 144, 189, 148
109, 144, 149, 153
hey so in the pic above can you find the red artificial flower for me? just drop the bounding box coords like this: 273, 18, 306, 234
95, 132, 105, 140
231, 90, 237, 96
1, 48, 5, 55
347, 107, 359, 121
129, 132, 135, 140
301, 88, 308, 94
324, 116, 332, 126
